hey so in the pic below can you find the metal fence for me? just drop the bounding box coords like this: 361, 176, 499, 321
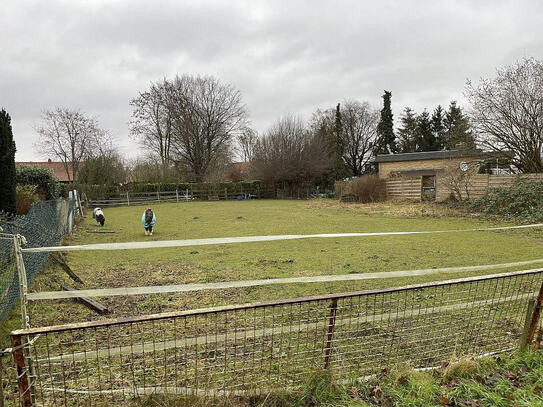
0, 199, 76, 324
9, 269, 543, 406
88, 187, 278, 207
87, 187, 334, 207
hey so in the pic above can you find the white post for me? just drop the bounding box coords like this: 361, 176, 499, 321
72, 190, 78, 217
176, 189, 179, 202
186, 188, 189, 200
157, 190, 160, 202
68, 191, 74, 235
126, 191, 130, 206
78, 190, 84, 216
13, 235, 29, 329
13, 234, 37, 402
74, 190, 83, 217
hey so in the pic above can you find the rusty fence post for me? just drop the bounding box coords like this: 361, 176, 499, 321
520, 299, 536, 350
324, 298, 338, 369
523, 282, 543, 349
535, 327, 542, 350
11, 335, 32, 407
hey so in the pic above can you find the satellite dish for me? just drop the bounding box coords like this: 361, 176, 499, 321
459, 162, 469, 172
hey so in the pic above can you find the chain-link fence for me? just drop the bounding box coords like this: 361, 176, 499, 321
9, 269, 543, 406
0, 199, 75, 324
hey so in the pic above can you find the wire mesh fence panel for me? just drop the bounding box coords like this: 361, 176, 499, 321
0, 237, 17, 324
0, 199, 74, 324
10, 269, 543, 406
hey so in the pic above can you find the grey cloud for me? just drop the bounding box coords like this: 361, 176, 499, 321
1, 0, 542, 160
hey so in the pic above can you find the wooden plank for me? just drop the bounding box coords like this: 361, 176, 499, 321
61, 285, 110, 315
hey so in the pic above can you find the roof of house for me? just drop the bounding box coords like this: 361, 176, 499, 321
374, 149, 488, 163
16, 161, 74, 182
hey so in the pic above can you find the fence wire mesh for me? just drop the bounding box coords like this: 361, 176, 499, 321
0, 199, 74, 323
10, 269, 543, 406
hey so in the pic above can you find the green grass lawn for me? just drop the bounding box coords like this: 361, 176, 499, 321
1, 199, 542, 406
15, 199, 543, 328
219, 349, 543, 407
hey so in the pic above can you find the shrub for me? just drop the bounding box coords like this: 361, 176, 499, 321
16, 185, 40, 215
16, 165, 59, 200
57, 182, 67, 198
348, 175, 386, 203
469, 178, 543, 222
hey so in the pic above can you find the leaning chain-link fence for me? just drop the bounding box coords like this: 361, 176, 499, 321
0, 199, 74, 323
9, 269, 543, 406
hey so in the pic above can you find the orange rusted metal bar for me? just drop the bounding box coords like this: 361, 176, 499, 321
525, 282, 543, 347
324, 298, 338, 369
11, 335, 32, 407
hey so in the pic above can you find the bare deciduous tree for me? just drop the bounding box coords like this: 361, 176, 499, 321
35, 108, 108, 181
340, 100, 379, 176
252, 116, 330, 186
236, 128, 258, 162
164, 74, 247, 182
440, 159, 481, 201
465, 58, 543, 173
129, 79, 173, 168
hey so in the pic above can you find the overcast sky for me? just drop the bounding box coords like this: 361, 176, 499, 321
1, 0, 542, 161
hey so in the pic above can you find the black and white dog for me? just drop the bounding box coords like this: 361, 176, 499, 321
93, 207, 105, 227
142, 208, 156, 236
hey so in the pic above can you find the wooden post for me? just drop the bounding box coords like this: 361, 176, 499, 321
324, 298, 338, 369
520, 299, 536, 350
523, 283, 543, 348
176, 189, 179, 202
126, 191, 130, 206
11, 335, 32, 407
157, 190, 160, 202
225, 188, 227, 200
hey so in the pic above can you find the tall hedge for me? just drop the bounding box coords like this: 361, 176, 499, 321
16, 165, 59, 200
0, 109, 17, 215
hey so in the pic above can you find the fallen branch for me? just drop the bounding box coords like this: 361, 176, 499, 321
51, 252, 84, 284
61, 285, 109, 315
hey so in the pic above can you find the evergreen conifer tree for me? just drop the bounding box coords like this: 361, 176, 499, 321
374, 91, 397, 155
331, 103, 348, 179
397, 107, 418, 153
431, 105, 445, 149
443, 101, 476, 150
415, 110, 439, 151
0, 109, 17, 215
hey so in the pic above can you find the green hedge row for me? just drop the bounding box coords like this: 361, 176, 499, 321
16, 165, 60, 200
468, 179, 543, 223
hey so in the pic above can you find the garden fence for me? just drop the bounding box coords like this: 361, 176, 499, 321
0, 197, 77, 324
87, 186, 329, 207
8, 268, 543, 406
